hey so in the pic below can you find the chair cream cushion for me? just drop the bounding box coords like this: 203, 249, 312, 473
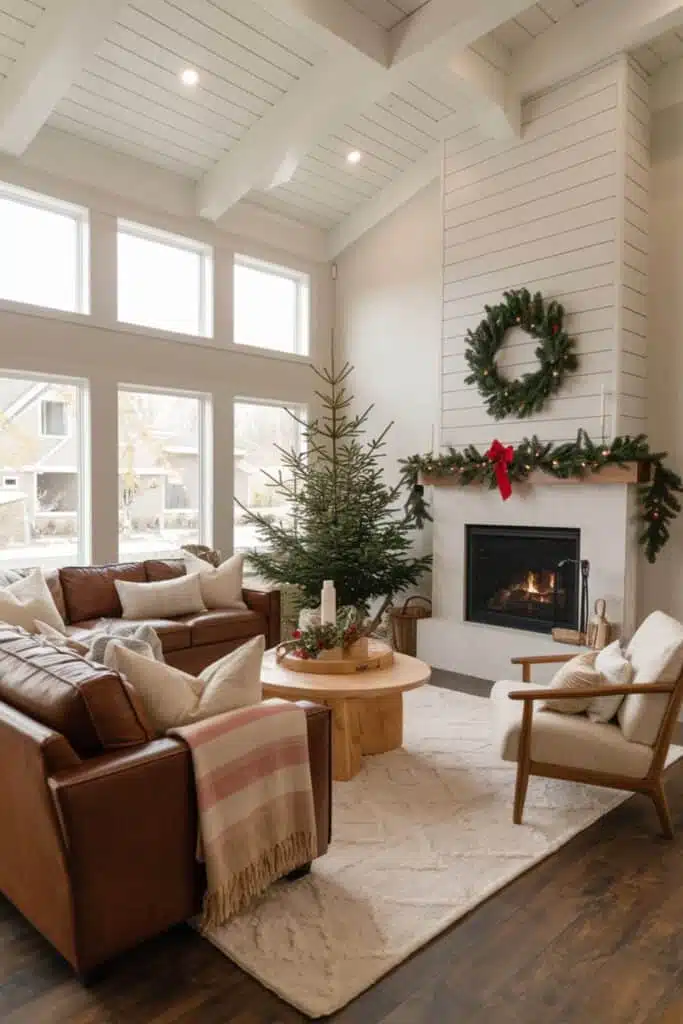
183, 551, 246, 610
618, 611, 683, 746
115, 572, 206, 620
110, 634, 265, 732
491, 681, 653, 779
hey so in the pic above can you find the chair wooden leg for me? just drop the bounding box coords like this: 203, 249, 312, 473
513, 759, 530, 825
651, 781, 674, 839
513, 701, 533, 825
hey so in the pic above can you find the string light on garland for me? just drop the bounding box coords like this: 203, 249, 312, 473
400, 430, 683, 564
464, 287, 579, 421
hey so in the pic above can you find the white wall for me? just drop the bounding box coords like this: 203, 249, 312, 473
0, 142, 333, 566
643, 101, 683, 622
335, 180, 442, 571
442, 58, 648, 450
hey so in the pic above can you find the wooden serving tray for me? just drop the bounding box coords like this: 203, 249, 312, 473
276, 639, 394, 675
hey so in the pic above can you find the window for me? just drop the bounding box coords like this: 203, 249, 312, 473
234, 255, 310, 356
117, 221, 213, 337
0, 182, 89, 314
40, 400, 68, 437
234, 401, 305, 557
118, 387, 211, 559
0, 373, 89, 569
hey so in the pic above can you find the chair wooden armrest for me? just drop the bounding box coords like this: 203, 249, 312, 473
508, 683, 674, 701
510, 652, 576, 682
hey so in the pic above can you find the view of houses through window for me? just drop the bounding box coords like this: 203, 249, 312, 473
118, 388, 209, 560
234, 401, 305, 556
0, 374, 87, 569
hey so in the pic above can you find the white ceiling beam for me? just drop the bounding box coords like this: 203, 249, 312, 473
652, 56, 683, 112
198, 0, 535, 221
389, 0, 539, 67
249, 0, 389, 66
512, 0, 683, 98
0, 0, 127, 156
448, 50, 520, 138
327, 147, 443, 259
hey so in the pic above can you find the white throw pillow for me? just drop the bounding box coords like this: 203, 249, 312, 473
115, 572, 206, 620
587, 640, 634, 723
540, 652, 601, 714
0, 569, 66, 633
111, 634, 265, 732
183, 551, 246, 610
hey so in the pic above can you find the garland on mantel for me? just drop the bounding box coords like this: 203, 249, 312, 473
400, 431, 683, 564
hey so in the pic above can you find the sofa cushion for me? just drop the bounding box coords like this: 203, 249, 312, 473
144, 559, 185, 582
60, 563, 147, 624
491, 680, 653, 779
618, 611, 683, 746
72, 618, 192, 654
179, 609, 266, 647
183, 551, 246, 610
0, 627, 151, 756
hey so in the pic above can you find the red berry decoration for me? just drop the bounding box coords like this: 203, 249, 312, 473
292, 629, 301, 639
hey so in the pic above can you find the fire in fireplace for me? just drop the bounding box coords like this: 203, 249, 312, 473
465, 525, 580, 634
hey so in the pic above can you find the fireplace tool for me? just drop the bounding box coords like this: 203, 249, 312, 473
551, 558, 590, 645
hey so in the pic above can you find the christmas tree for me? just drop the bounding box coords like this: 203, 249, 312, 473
239, 355, 431, 631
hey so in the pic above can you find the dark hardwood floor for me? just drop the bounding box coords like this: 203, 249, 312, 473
3, 672, 683, 1024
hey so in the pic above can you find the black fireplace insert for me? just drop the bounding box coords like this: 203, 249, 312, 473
465, 525, 581, 634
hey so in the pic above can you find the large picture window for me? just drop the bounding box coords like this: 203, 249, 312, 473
0, 183, 89, 314
0, 373, 89, 569
117, 221, 213, 338
234, 400, 305, 558
234, 255, 310, 356
118, 387, 211, 560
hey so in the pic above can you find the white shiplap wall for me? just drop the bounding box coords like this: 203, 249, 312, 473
441, 57, 648, 451
618, 60, 649, 436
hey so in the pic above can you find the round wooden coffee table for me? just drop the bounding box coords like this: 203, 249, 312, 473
261, 648, 431, 781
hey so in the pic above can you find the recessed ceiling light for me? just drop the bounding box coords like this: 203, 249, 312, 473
181, 68, 199, 87
346, 150, 362, 165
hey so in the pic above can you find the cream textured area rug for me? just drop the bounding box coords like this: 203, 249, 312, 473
202, 685, 682, 1018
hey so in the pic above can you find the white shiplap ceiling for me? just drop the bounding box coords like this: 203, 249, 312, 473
0, 0, 681, 250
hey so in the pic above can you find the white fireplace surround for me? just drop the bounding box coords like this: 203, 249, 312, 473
417, 482, 640, 685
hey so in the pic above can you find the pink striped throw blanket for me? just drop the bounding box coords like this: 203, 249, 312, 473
170, 699, 317, 927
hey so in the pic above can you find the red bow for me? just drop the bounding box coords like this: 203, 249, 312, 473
486, 439, 514, 501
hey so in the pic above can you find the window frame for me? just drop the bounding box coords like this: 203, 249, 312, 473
233, 254, 311, 357
116, 219, 214, 339
0, 369, 90, 566
117, 383, 213, 559
0, 181, 90, 316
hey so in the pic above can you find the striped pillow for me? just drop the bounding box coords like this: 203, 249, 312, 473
540, 651, 602, 715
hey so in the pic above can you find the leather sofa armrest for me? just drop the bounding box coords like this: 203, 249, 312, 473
243, 586, 281, 647
49, 738, 198, 974
297, 701, 332, 856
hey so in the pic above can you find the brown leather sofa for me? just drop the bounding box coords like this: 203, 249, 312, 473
0, 559, 281, 674
0, 627, 331, 978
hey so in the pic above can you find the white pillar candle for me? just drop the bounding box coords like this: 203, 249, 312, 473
321, 580, 337, 625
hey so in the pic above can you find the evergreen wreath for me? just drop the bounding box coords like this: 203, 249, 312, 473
400, 431, 683, 565
464, 288, 579, 420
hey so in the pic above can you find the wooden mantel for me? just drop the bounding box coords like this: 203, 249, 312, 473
421, 462, 651, 488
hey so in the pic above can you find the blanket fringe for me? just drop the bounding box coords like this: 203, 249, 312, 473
201, 831, 316, 929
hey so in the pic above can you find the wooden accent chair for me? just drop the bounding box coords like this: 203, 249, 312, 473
491, 611, 683, 838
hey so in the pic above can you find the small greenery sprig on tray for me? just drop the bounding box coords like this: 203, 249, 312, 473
288, 608, 364, 661
400, 430, 682, 564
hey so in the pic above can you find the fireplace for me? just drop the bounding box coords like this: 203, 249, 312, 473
465, 525, 581, 634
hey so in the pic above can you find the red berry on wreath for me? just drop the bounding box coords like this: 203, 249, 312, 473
552, 324, 559, 334
292, 629, 301, 639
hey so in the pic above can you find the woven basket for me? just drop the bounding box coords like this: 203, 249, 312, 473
390, 595, 432, 656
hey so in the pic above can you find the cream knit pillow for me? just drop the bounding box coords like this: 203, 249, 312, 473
588, 641, 633, 723
110, 634, 265, 732
183, 551, 246, 610
0, 568, 66, 633
115, 572, 206, 620
540, 651, 602, 714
